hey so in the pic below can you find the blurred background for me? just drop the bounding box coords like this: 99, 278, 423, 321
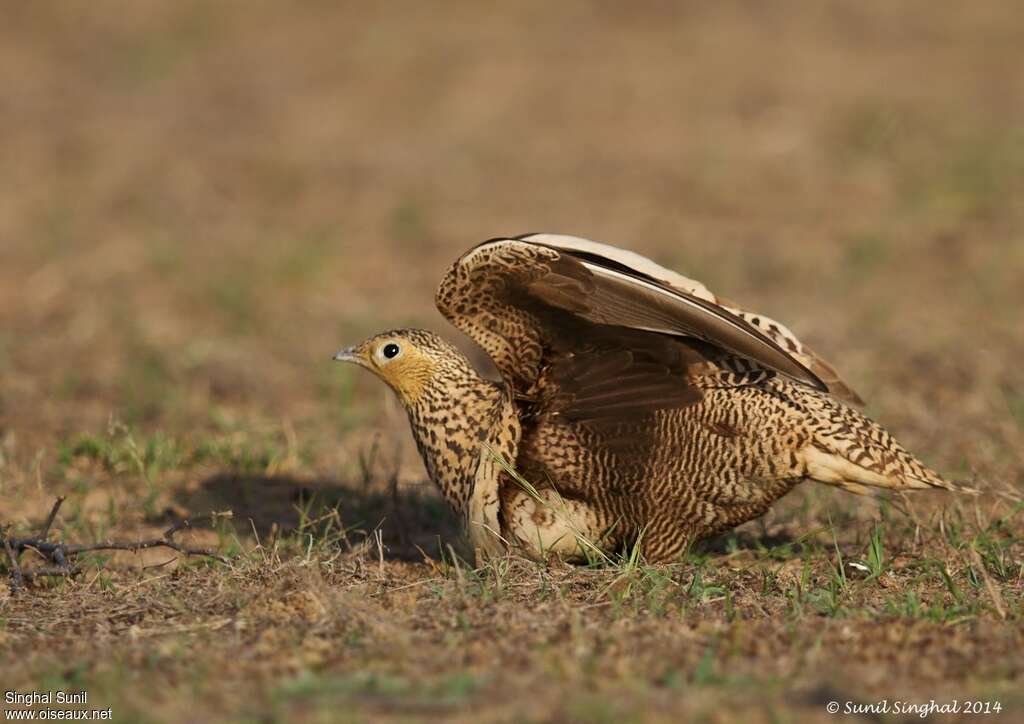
1, 1, 1022, 521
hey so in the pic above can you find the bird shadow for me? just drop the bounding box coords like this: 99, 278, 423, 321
170, 475, 805, 565
172, 473, 465, 562
695, 528, 801, 556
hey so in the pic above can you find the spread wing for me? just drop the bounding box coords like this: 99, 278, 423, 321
522, 234, 863, 404
436, 235, 849, 402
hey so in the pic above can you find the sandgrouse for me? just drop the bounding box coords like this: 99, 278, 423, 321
335, 234, 966, 562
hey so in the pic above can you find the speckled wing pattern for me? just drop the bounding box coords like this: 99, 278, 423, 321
436, 234, 964, 561
437, 234, 828, 396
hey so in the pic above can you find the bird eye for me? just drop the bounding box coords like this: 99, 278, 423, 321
381, 343, 401, 359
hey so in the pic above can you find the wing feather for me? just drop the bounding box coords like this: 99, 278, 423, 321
543, 346, 702, 424
521, 233, 862, 404
436, 235, 834, 397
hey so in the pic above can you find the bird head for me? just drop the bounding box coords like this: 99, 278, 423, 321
333, 328, 469, 407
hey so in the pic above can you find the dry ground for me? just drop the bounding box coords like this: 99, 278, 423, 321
2, 2, 1023, 722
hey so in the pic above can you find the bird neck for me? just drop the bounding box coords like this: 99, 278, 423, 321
404, 369, 506, 512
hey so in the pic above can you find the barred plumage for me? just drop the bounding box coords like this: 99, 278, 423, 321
335, 234, 970, 562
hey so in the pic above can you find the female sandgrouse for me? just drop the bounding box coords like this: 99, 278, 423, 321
335, 234, 964, 562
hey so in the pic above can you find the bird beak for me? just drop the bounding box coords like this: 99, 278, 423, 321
332, 346, 360, 364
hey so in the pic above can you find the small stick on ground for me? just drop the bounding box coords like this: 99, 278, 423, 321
3, 535, 24, 593
1, 497, 231, 593
39, 496, 66, 540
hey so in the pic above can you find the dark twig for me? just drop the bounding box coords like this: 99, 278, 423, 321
39, 496, 66, 540
1, 498, 230, 593
66, 536, 228, 563
16, 565, 82, 580
12, 532, 230, 565
3, 534, 24, 593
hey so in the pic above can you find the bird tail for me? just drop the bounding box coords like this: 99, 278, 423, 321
798, 394, 978, 496
802, 445, 977, 496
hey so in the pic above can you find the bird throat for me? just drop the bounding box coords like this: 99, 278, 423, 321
403, 372, 506, 512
